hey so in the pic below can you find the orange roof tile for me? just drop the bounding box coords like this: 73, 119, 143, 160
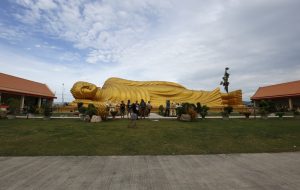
0, 73, 56, 98
251, 80, 300, 100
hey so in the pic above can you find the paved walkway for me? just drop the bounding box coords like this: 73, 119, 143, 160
0, 152, 299, 190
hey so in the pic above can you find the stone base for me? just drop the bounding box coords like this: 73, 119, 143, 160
84, 115, 91, 122
180, 114, 191, 121
91, 115, 102, 123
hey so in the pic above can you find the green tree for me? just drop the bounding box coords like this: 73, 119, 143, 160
196, 102, 209, 119
222, 106, 233, 117
43, 102, 52, 117
85, 104, 97, 118
7, 98, 20, 115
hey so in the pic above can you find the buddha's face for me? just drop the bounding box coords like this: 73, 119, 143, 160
70, 81, 98, 99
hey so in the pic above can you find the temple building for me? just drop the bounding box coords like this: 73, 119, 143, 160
251, 80, 300, 110
0, 73, 56, 112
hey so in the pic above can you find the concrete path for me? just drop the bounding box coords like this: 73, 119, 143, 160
15, 112, 295, 119
0, 152, 299, 190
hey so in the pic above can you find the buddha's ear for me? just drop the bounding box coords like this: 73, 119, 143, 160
71, 81, 98, 99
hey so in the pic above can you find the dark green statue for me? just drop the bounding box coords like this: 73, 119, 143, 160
220, 67, 230, 93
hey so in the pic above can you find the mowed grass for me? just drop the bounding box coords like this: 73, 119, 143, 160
0, 118, 299, 156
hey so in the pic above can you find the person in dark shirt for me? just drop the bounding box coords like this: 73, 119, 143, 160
165, 100, 170, 117
131, 102, 137, 114
126, 100, 131, 119
128, 102, 138, 128
135, 101, 140, 120
140, 99, 146, 119
120, 101, 126, 118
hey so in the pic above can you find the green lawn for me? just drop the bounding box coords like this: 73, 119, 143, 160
0, 119, 299, 156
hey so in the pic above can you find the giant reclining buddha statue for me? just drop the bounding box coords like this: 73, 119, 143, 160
70, 77, 245, 110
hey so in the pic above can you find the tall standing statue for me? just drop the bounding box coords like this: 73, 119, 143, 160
220, 67, 230, 93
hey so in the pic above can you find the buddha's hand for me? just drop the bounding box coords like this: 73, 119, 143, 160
71, 81, 98, 100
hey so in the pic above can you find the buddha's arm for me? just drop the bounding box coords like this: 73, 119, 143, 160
100, 83, 150, 102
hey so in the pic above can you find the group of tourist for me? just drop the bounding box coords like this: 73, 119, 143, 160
107, 99, 152, 120
164, 100, 183, 117
106, 99, 185, 119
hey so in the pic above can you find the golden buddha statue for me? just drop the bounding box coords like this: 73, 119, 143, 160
70, 77, 244, 111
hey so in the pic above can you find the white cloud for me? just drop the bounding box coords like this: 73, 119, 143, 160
14, 0, 168, 63
1, 0, 299, 102
0, 25, 25, 41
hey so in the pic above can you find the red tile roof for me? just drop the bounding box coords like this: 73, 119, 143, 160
0, 73, 56, 98
251, 80, 300, 100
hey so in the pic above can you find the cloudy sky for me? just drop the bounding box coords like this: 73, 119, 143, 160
1, 0, 299, 102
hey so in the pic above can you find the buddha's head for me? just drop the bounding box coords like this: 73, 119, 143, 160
70, 81, 98, 99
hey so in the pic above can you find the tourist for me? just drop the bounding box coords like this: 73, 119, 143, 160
146, 101, 152, 116
128, 102, 138, 128
120, 101, 126, 118
131, 102, 137, 114
171, 101, 176, 116
126, 100, 131, 118
130, 101, 139, 119
165, 100, 170, 117
135, 101, 140, 119
140, 99, 146, 119
176, 103, 183, 117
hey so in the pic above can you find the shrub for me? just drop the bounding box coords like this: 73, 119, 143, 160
200, 105, 209, 119
77, 103, 87, 114
276, 106, 288, 112
221, 106, 233, 117
275, 112, 284, 118
187, 108, 198, 121
77, 103, 85, 114
110, 111, 118, 118
97, 106, 109, 121
258, 100, 276, 116
28, 105, 37, 114
240, 111, 251, 118
177, 103, 197, 121
292, 109, 300, 116
43, 103, 52, 117
7, 98, 20, 115
35, 107, 42, 114
181, 103, 196, 113
158, 105, 164, 115
196, 102, 202, 113
85, 104, 97, 118
196, 102, 209, 119
176, 106, 184, 117
0, 110, 7, 119
77, 102, 83, 109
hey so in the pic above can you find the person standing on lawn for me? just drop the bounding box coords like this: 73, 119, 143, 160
126, 100, 131, 119
146, 101, 152, 116
120, 101, 126, 118
140, 99, 146, 119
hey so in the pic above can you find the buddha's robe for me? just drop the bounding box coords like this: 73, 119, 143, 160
71, 77, 242, 108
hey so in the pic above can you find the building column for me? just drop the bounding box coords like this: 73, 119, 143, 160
20, 96, 25, 112
38, 97, 42, 108
0, 92, 2, 104
253, 101, 257, 118
288, 98, 293, 110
